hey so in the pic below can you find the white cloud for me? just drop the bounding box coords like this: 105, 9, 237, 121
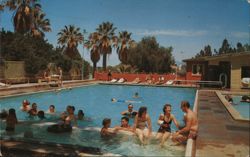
134, 29, 208, 37
231, 31, 249, 39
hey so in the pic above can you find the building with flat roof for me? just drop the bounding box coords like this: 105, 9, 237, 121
183, 52, 250, 90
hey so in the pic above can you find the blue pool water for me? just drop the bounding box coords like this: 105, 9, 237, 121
232, 96, 250, 120
0, 84, 196, 156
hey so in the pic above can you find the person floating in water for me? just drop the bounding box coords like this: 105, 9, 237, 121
100, 118, 118, 138
111, 98, 141, 104
121, 104, 138, 118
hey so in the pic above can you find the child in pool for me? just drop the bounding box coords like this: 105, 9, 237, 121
6, 108, 18, 132
100, 118, 118, 137
77, 110, 84, 120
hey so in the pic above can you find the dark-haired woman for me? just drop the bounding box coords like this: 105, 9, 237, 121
6, 108, 18, 132
133, 106, 152, 145
156, 104, 179, 147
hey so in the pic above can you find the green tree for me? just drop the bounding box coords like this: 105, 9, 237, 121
219, 38, 231, 54
115, 31, 135, 64
96, 21, 116, 71
1, 0, 50, 35
1, 29, 91, 77
31, 12, 51, 38
85, 32, 101, 77
57, 25, 83, 60
236, 42, 245, 52
127, 36, 174, 73
204, 45, 212, 56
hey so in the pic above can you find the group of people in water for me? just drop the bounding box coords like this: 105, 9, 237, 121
102, 93, 198, 147
1, 92, 198, 148
1, 99, 85, 133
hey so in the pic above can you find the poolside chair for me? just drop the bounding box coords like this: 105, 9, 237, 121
0, 82, 10, 87
131, 77, 141, 84
110, 78, 118, 83
117, 78, 126, 83
166, 80, 174, 85
156, 76, 165, 85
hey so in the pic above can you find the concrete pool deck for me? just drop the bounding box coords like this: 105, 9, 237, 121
196, 90, 249, 157
0, 80, 99, 98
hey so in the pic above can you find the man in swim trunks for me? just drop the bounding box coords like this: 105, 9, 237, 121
172, 101, 198, 144
121, 104, 138, 118
116, 117, 134, 132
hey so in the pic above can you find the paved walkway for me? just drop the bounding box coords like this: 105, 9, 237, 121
196, 91, 249, 157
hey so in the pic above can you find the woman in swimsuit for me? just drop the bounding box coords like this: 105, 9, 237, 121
156, 104, 180, 147
133, 106, 152, 145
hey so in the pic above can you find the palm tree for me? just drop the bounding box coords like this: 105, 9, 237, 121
57, 25, 83, 59
115, 31, 135, 64
31, 12, 51, 38
85, 32, 100, 77
2, 0, 43, 34
96, 21, 116, 71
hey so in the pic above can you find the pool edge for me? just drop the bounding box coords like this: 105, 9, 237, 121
185, 90, 199, 157
215, 91, 249, 122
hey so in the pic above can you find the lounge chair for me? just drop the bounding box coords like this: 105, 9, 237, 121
117, 78, 126, 83
0, 82, 9, 87
110, 78, 118, 83
131, 77, 141, 84
156, 76, 165, 85
166, 80, 174, 85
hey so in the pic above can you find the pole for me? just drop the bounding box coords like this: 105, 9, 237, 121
82, 49, 84, 80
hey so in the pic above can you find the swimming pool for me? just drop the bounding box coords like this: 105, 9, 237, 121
0, 84, 196, 156
232, 95, 250, 120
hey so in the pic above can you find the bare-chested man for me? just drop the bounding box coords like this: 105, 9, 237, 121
172, 101, 198, 144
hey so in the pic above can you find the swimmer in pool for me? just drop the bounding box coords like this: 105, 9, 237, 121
111, 98, 141, 104
77, 110, 84, 120
115, 117, 134, 133
133, 92, 139, 98
47, 105, 56, 114
100, 118, 118, 137
28, 103, 38, 116
21, 100, 30, 111
121, 104, 138, 118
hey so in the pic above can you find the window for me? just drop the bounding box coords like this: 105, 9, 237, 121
241, 66, 250, 78
192, 64, 203, 75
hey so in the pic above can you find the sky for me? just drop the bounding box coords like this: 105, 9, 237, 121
1, 0, 250, 66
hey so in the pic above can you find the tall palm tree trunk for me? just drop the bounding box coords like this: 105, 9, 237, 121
93, 62, 97, 78
102, 53, 107, 71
